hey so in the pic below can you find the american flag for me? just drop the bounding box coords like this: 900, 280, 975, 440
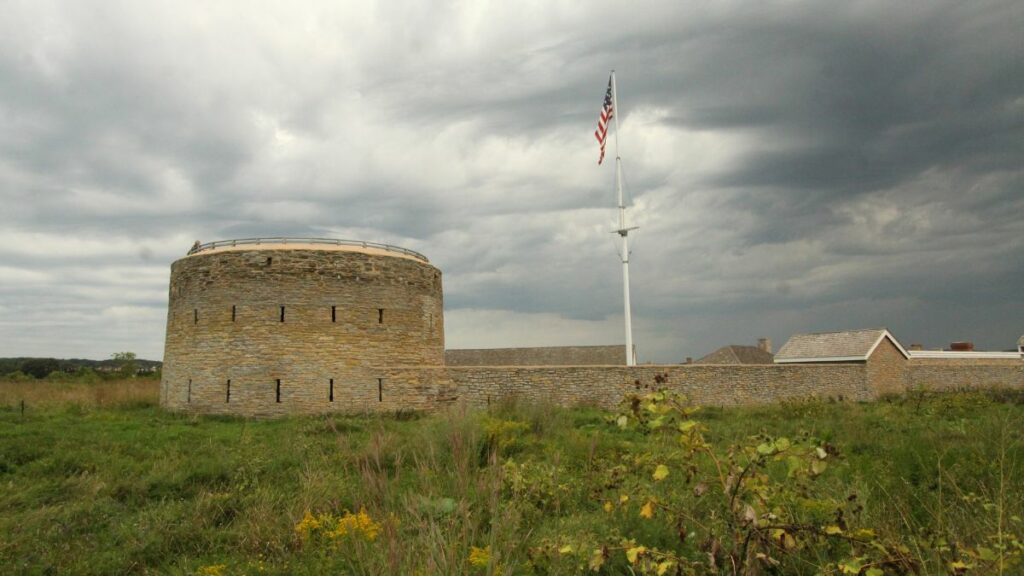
594, 76, 614, 165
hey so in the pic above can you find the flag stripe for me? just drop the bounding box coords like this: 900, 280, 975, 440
595, 76, 614, 165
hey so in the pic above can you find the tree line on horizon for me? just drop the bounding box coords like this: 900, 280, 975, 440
0, 354, 162, 380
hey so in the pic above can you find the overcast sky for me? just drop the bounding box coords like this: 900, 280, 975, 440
1, 1, 1021, 363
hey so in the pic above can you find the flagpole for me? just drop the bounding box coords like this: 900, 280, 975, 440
610, 70, 637, 366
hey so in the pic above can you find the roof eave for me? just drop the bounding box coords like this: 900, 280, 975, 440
909, 351, 1022, 359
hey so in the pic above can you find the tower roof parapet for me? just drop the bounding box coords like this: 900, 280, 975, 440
186, 237, 429, 263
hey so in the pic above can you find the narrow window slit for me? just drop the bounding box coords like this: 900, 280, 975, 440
226, 379, 231, 403
329, 378, 334, 402
194, 309, 198, 324
331, 305, 336, 323
187, 378, 192, 403
377, 378, 383, 402
378, 309, 384, 324
231, 305, 236, 322
275, 379, 281, 403
266, 257, 272, 265
280, 306, 285, 322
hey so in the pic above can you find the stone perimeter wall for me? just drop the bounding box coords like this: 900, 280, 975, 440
165, 356, 1023, 417
391, 363, 872, 410
909, 358, 1023, 392
384, 359, 1022, 413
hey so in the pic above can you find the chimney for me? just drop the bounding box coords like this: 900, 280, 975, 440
757, 337, 772, 354
685, 357, 693, 364
909, 343, 924, 351
950, 341, 974, 351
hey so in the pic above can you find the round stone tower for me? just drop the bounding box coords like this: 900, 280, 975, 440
160, 238, 444, 416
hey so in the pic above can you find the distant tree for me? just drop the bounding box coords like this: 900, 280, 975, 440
76, 367, 102, 384
0, 358, 24, 375
20, 358, 60, 379
111, 352, 138, 378
5, 370, 34, 382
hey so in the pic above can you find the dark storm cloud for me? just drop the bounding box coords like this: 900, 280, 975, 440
0, 0, 1021, 361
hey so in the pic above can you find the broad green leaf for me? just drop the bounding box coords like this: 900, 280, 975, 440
786, 456, 803, 477
838, 558, 864, 574
626, 546, 646, 564
811, 459, 828, 475
438, 497, 456, 514
775, 437, 790, 451
588, 549, 605, 571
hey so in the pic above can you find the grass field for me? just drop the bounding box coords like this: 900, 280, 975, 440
0, 379, 1021, 575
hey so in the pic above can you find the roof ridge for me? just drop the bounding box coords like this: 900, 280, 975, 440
797, 327, 887, 336
726, 347, 741, 363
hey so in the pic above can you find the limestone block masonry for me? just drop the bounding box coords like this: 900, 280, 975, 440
909, 358, 1023, 391
160, 242, 447, 417
160, 239, 1022, 417
386, 364, 872, 410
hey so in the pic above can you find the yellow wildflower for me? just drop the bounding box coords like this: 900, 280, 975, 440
329, 508, 381, 542
469, 545, 491, 568
640, 500, 655, 519
197, 565, 227, 576
296, 508, 380, 544
294, 510, 323, 538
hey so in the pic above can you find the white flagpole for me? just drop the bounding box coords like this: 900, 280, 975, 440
610, 70, 637, 366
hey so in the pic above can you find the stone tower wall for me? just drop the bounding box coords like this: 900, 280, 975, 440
161, 247, 445, 417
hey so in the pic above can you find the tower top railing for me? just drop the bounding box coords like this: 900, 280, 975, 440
187, 237, 429, 262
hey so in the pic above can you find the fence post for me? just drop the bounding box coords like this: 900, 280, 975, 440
20, 399, 25, 417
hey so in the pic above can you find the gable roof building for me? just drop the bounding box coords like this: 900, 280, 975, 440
695, 345, 774, 365
774, 328, 908, 363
